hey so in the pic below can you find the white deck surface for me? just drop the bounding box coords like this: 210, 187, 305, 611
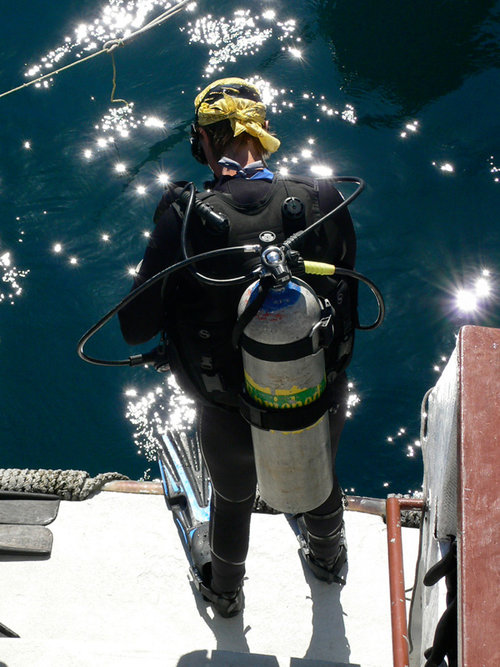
0, 490, 419, 667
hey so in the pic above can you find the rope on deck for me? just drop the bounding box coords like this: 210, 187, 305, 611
391, 493, 424, 529
0, 468, 129, 500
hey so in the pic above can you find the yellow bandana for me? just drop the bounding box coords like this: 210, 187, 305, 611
194, 81, 280, 154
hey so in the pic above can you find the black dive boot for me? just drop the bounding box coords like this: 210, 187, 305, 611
296, 515, 347, 585
190, 523, 244, 618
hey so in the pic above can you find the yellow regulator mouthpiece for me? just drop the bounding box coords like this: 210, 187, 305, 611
303, 261, 336, 275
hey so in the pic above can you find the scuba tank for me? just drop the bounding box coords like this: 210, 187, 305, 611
236, 236, 335, 514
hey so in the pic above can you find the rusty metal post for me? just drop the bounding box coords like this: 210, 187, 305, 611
387, 496, 409, 667
386, 496, 425, 667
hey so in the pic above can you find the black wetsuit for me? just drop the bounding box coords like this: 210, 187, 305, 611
119, 174, 357, 593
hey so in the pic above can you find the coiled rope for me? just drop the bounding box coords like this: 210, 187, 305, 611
0, 468, 129, 501
0, 0, 191, 101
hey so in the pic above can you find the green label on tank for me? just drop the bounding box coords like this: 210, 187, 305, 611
244, 371, 326, 409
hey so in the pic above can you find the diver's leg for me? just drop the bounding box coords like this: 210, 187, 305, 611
198, 404, 257, 595
302, 374, 348, 578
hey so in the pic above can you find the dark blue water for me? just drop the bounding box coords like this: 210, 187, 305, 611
1, 0, 499, 497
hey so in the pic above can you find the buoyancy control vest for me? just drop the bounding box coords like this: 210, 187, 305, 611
163, 175, 358, 409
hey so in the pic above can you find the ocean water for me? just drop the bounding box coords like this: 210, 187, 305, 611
0, 0, 498, 497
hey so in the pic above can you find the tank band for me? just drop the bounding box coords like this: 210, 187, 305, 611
238, 380, 338, 432
240, 297, 334, 362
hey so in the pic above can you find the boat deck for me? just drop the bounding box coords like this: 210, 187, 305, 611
0, 489, 419, 667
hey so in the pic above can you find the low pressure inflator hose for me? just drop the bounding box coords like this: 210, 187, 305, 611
304, 261, 336, 275
303, 260, 385, 331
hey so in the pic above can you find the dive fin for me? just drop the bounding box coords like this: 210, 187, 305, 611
158, 427, 211, 555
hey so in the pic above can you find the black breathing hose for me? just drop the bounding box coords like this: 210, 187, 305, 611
332, 266, 385, 330
282, 177, 365, 253
77, 244, 261, 366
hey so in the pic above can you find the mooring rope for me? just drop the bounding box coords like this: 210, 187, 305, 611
0, 468, 129, 501
0, 0, 191, 101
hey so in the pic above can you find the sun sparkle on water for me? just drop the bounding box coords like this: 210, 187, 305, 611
453, 269, 494, 313
0, 250, 29, 305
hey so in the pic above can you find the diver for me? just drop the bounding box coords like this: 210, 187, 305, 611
118, 77, 359, 617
